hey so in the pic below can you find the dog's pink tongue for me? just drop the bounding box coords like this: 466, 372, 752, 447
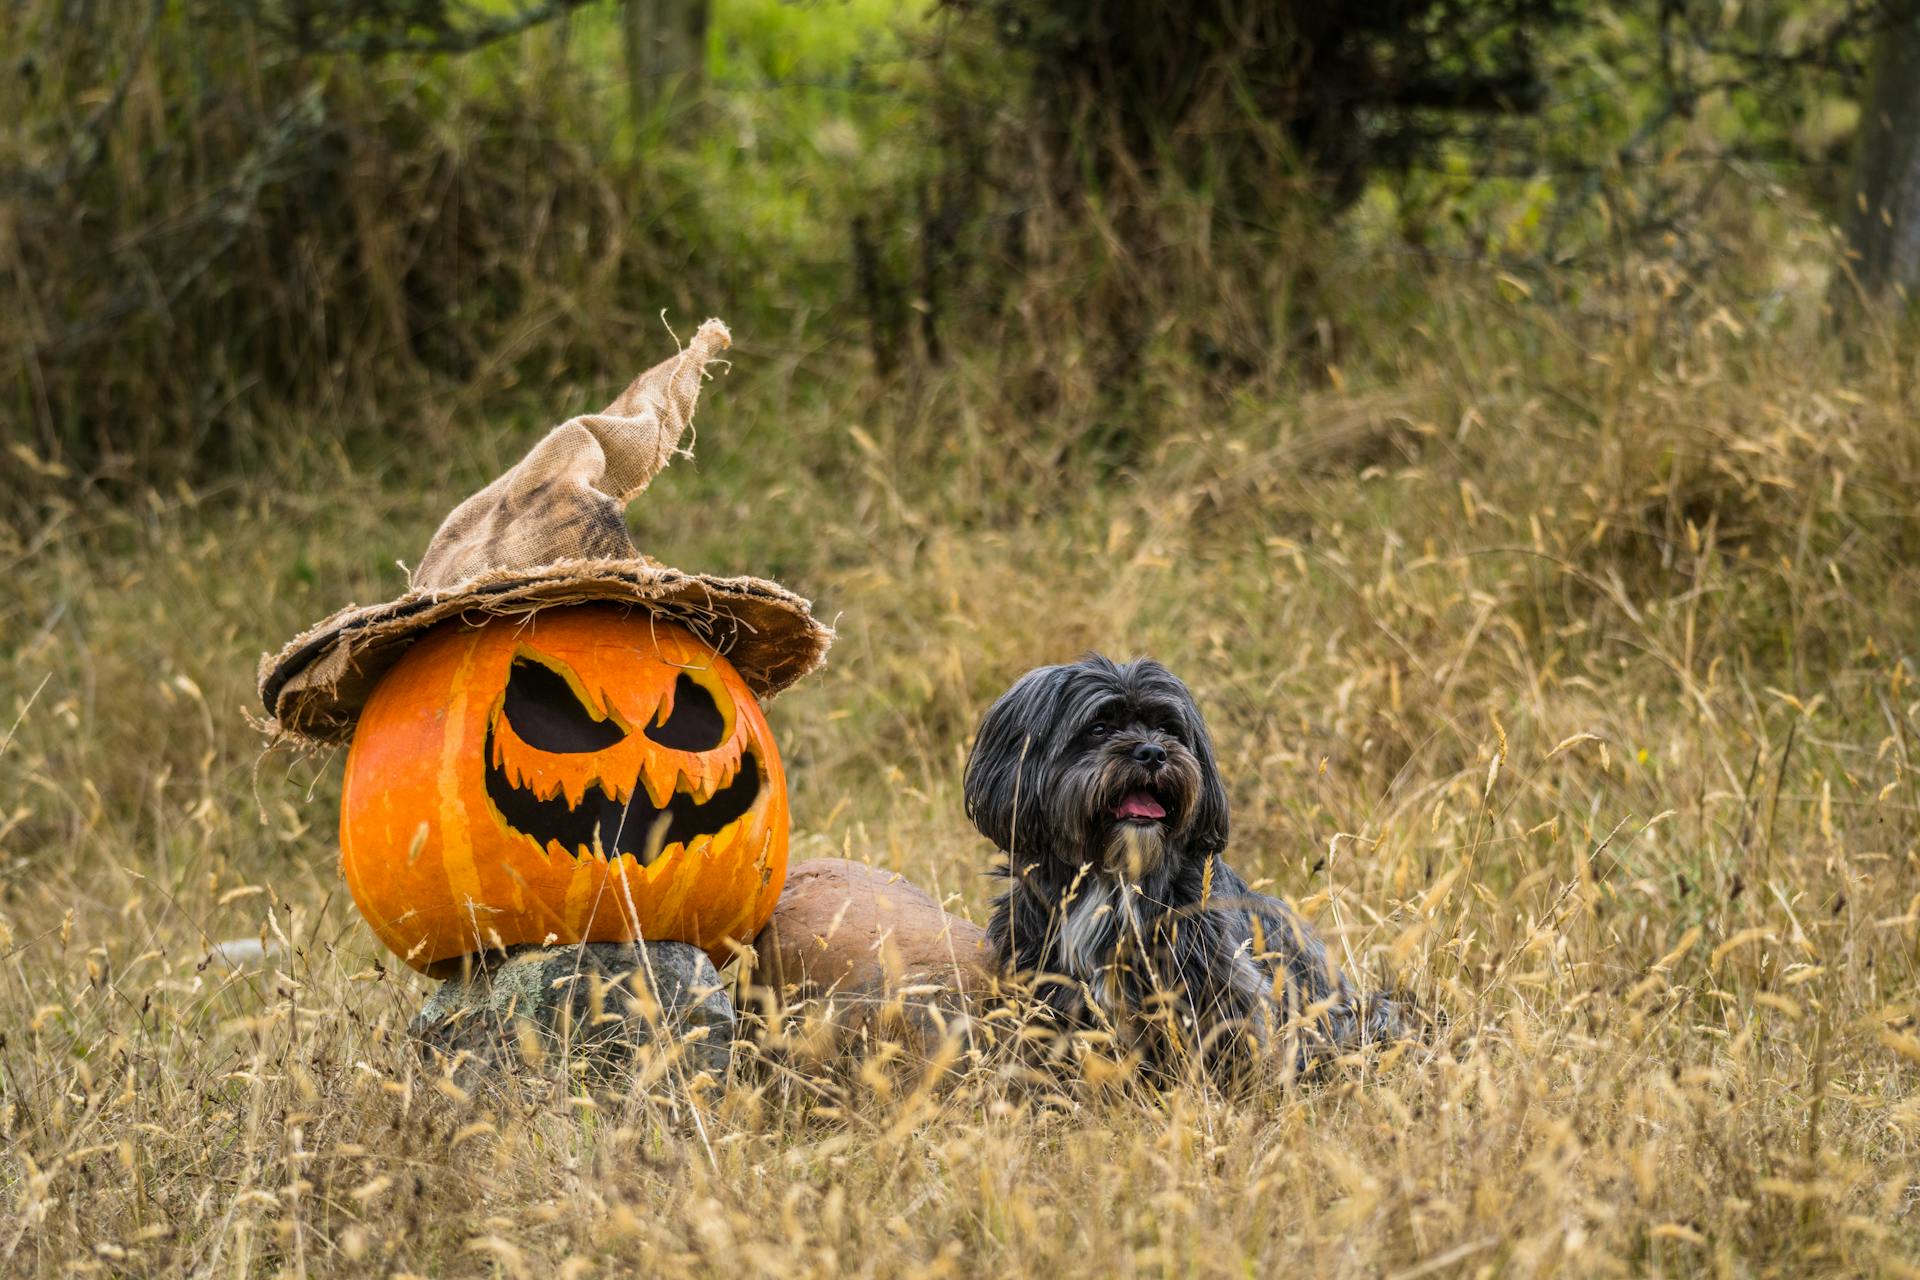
1113, 792, 1166, 821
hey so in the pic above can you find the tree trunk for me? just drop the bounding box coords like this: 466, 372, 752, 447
1841, 16, 1920, 303
624, 0, 708, 126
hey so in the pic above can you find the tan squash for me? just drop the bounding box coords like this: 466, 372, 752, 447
340, 604, 788, 975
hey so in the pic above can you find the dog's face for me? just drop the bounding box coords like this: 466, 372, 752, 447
964, 655, 1229, 881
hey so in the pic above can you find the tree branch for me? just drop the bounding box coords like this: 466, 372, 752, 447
258, 0, 601, 58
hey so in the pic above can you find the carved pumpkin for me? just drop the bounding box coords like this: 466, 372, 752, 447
340, 604, 789, 974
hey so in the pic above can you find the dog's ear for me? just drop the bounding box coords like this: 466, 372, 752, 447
1178, 680, 1232, 856
963, 666, 1063, 853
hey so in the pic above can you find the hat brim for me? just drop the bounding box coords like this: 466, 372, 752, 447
258, 560, 832, 747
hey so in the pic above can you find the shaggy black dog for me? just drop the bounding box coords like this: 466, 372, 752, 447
965, 655, 1397, 1081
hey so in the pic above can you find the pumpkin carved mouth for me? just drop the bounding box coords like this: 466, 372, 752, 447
480, 651, 766, 866
484, 723, 765, 864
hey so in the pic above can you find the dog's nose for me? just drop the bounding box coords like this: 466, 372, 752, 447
1131, 742, 1168, 769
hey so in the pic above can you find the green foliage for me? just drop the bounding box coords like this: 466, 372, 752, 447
0, 0, 929, 512
0, 0, 1894, 514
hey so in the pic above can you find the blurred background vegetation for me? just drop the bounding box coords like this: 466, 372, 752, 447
5, 0, 1916, 505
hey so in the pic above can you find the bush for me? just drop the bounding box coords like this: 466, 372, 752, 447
1, 2, 723, 509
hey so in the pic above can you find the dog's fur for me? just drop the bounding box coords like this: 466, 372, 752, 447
965, 655, 1397, 1080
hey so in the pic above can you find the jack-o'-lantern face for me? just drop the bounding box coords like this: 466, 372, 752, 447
340, 604, 788, 974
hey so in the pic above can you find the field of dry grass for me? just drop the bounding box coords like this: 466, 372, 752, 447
6, 239, 1920, 1277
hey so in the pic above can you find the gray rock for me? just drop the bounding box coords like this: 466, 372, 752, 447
410, 941, 733, 1086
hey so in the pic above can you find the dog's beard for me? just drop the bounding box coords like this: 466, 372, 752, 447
1104, 819, 1168, 882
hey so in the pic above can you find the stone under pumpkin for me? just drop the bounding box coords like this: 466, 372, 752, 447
343, 606, 789, 974
257, 319, 831, 976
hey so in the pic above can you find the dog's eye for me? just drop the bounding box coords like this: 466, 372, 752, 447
1088, 723, 1109, 738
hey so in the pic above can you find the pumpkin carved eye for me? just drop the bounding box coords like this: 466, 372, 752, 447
646, 674, 727, 752
502, 658, 626, 753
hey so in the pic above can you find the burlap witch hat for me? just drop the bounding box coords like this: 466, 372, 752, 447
259, 319, 830, 746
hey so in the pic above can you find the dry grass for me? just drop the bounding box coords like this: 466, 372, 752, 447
5, 246, 1920, 1277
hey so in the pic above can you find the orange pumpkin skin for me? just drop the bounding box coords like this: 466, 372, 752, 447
340, 605, 789, 975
